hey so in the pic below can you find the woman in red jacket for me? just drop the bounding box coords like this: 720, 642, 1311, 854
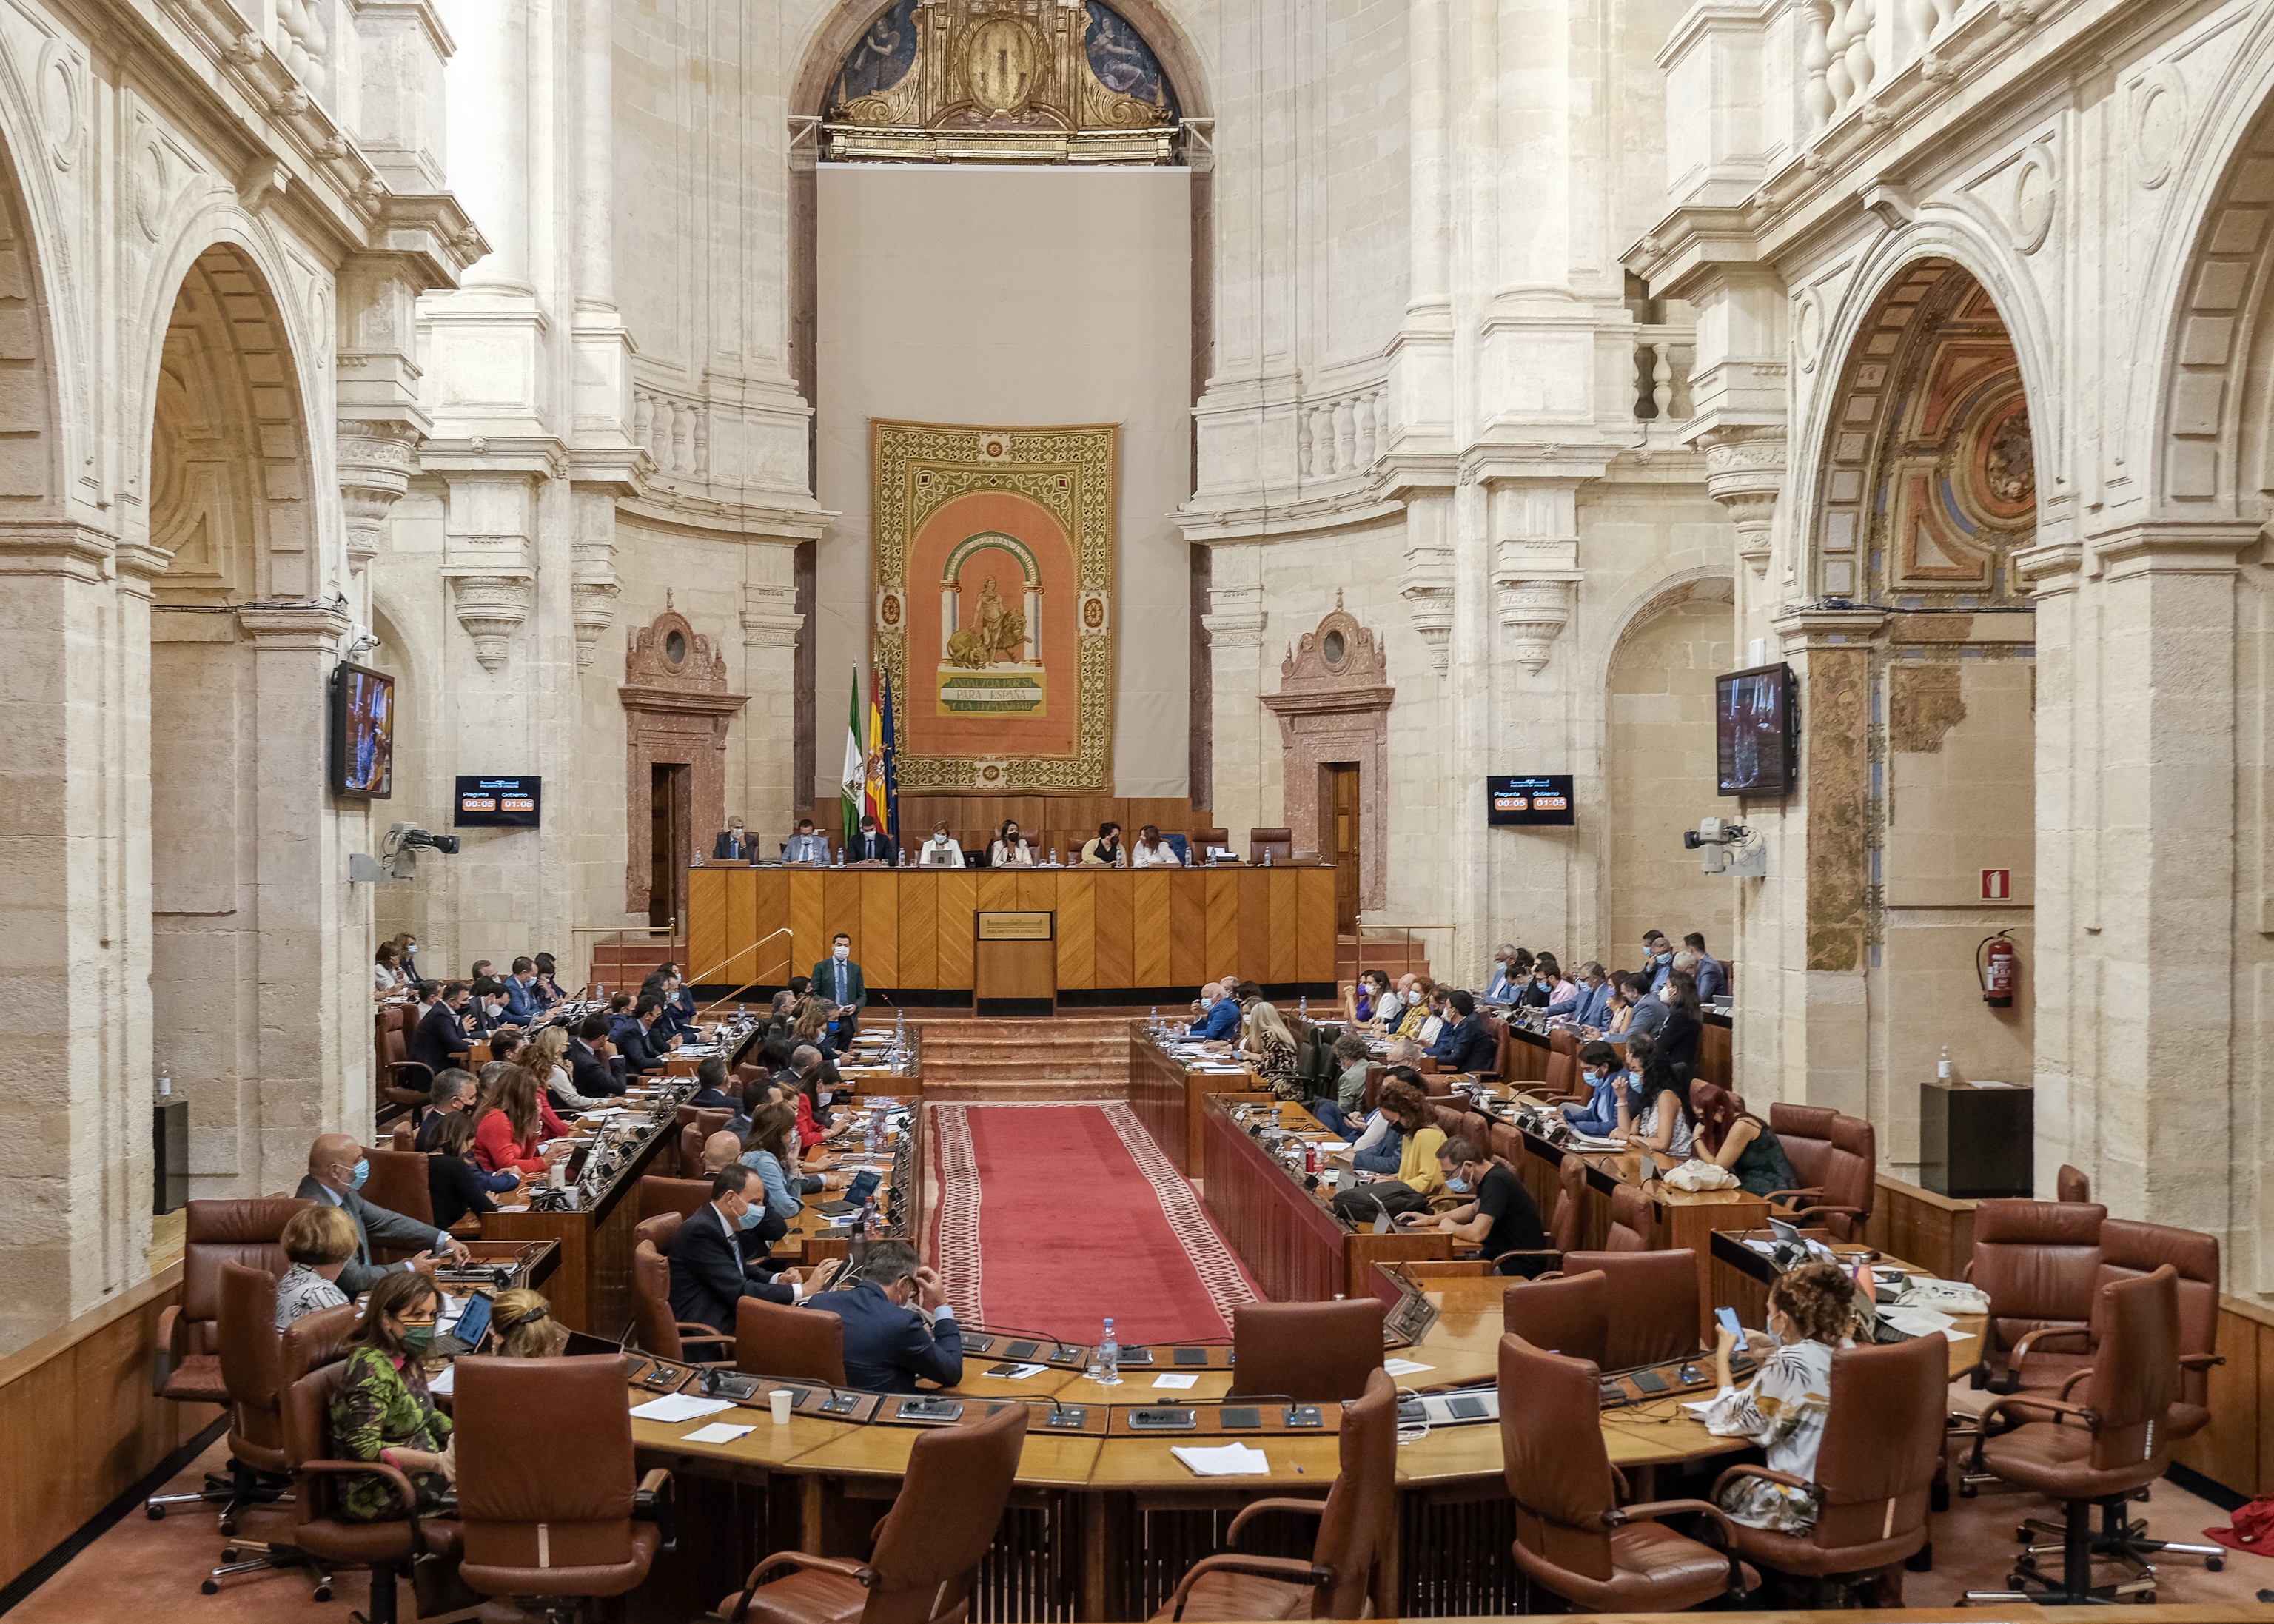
471, 1066, 569, 1176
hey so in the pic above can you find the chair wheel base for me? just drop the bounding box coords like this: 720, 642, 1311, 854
312, 1583, 332, 1602
146, 1505, 165, 1520
2208, 1556, 2224, 1573
201, 1580, 220, 1595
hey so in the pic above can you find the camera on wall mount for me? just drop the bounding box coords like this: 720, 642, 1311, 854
376, 823, 462, 880
1684, 816, 1766, 878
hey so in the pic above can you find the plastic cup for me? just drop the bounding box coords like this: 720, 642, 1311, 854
769, 1388, 793, 1424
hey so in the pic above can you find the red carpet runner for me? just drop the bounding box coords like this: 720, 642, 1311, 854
929, 1103, 1259, 1345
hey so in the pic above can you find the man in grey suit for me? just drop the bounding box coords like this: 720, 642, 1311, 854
295, 1133, 471, 1295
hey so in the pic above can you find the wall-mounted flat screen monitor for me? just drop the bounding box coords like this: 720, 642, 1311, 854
454, 776, 541, 829
329, 663, 395, 799
1717, 662, 1797, 797
1487, 774, 1574, 827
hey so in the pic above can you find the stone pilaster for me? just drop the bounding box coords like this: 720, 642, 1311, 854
1200, 546, 1270, 852
1397, 490, 1455, 675
740, 548, 806, 835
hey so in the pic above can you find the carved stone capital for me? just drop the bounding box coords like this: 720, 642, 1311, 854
1495, 576, 1577, 673
336, 417, 423, 575
570, 577, 621, 668
449, 573, 534, 671
1695, 425, 1786, 578
1201, 582, 1268, 650
742, 580, 803, 652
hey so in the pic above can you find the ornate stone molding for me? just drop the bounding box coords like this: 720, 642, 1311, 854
1399, 496, 1455, 675
449, 574, 534, 671
742, 580, 804, 650
568, 487, 620, 669
1200, 582, 1267, 650
1261, 596, 1395, 910
336, 417, 422, 576
1696, 424, 1785, 577
1488, 482, 1586, 674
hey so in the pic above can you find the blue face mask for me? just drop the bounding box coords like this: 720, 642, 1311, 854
349, 1158, 370, 1191
737, 1201, 764, 1231
1656, 951, 1672, 966
1446, 1174, 1472, 1194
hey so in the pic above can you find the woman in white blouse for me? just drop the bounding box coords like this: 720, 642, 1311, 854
373, 943, 406, 1001
1705, 1261, 1860, 1531
1132, 825, 1183, 867
988, 819, 1036, 868
918, 822, 965, 868
1614, 1032, 1697, 1158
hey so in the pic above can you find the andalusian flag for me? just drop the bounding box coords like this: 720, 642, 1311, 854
862, 673, 886, 829
839, 667, 865, 852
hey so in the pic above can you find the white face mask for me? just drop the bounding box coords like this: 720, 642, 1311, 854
834, 946, 848, 961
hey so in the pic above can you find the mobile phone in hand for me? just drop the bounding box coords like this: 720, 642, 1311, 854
1714, 1306, 1743, 1339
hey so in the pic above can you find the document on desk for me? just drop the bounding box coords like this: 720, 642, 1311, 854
1382, 1358, 1435, 1377
1568, 1132, 1625, 1150
1152, 1373, 1199, 1389
428, 1363, 456, 1396
630, 1393, 737, 1423
1173, 1443, 1270, 1477
681, 1421, 757, 1444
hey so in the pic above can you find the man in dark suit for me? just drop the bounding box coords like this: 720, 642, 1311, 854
1425, 989, 1499, 1074
569, 1013, 627, 1097
618, 995, 677, 1076
712, 816, 754, 862
415, 1069, 478, 1152
668, 1167, 839, 1334
412, 982, 474, 1076
297, 1133, 468, 1295
847, 816, 895, 865
811, 933, 866, 1038
686, 1056, 736, 1111
804, 1240, 962, 1393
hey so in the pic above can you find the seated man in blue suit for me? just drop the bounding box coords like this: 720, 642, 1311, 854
500, 957, 547, 1027
1187, 979, 1240, 1041
1423, 989, 1497, 1073
782, 818, 831, 864
1544, 961, 1614, 1030
804, 1238, 962, 1394
617, 995, 678, 1076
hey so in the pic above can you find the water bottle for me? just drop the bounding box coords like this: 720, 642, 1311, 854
1263, 847, 1272, 867
1094, 1317, 1121, 1386
1298, 993, 1309, 1021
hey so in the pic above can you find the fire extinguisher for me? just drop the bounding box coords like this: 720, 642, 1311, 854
1978, 931, 2018, 1008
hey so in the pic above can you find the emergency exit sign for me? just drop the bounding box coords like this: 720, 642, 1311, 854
1982, 869, 2011, 900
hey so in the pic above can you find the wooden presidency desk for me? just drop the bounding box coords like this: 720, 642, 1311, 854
685, 864, 1337, 998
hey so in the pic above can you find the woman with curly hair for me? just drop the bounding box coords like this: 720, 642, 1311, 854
329, 1272, 453, 1522
1703, 1261, 1862, 1532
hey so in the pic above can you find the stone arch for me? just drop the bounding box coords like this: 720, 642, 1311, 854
0, 107, 65, 517
2136, 14, 2274, 517
791, 0, 1213, 121
142, 238, 321, 600
1800, 258, 2039, 607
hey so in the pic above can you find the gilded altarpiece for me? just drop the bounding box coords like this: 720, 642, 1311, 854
871, 420, 1117, 793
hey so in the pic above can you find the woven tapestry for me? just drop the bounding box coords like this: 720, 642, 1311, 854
870, 420, 1116, 793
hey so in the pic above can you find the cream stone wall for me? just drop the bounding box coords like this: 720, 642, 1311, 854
813, 164, 1195, 802
1605, 593, 1737, 966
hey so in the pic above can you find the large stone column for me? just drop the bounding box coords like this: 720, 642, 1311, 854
739, 547, 805, 839
0, 523, 151, 1356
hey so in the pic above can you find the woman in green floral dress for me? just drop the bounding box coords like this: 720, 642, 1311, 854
329, 1271, 455, 1520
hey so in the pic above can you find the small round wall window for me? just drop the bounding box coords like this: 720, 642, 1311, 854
665, 630, 688, 665
1322, 629, 1346, 666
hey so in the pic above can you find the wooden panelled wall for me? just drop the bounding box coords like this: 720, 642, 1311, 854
687, 867, 1338, 993
801, 796, 1212, 856
0, 1264, 216, 1591
1869, 1175, 2274, 1501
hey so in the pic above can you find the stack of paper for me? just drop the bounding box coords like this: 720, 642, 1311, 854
629, 1393, 736, 1423
1172, 1443, 1270, 1477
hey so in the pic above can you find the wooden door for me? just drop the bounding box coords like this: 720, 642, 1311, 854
650, 762, 691, 929
1328, 762, 1361, 933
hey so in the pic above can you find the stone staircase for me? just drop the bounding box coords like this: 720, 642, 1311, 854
913, 1015, 1136, 1102
1335, 933, 1434, 985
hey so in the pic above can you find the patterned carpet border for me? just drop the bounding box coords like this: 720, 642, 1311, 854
1096, 1102, 1260, 1330
927, 1102, 986, 1330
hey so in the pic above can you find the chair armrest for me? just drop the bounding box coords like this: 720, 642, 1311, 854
2181, 1353, 2225, 1372
1969, 1392, 2099, 1472
152, 1304, 184, 1395
1224, 1496, 1328, 1543
2055, 1369, 2095, 1402
1784, 1201, 1865, 1226
634, 1467, 675, 1548
2010, 1325, 2092, 1361
676, 1324, 736, 1355
1765, 1187, 1825, 1206
1609, 1497, 1749, 1593
298, 1458, 420, 1518
1163, 1555, 1335, 1621
1710, 1463, 1814, 1502
716, 1552, 879, 1623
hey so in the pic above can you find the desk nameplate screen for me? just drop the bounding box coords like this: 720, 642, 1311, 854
976, 910, 1053, 940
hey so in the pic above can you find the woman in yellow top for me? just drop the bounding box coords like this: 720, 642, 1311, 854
1329, 1078, 1443, 1219
1394, 977, 1438, 1041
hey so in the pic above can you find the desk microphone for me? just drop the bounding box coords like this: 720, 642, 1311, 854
968, 1323, 1080, 1363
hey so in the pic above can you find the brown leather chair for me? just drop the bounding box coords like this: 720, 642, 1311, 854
2056, 1164, 2090, 1203
1541, 1044, 1577, 1103
1156, 1368, 1398, 1620
1248, 827, 1294, 865
361, 1147, 435, 1234
631, 1220, 734, 1364
734, 1296, 848, 1385
1766, 1103, 1875, 1241
1499, 1333, 1754, 1611
147, 1198, 312, 1518
717, 1397, 1027, 1624
674, 1106, 731, 1175
1967, 1198, 2106, 1387
1503, 1269, 1610, 1363
1962, 1266, 2182, 1605
454, 1355, 673, 1609
1563, 1250, 1698, 1367
278, 1359, 462, 1624
387, 1118, 415, 1152
206, 1263, 341, 1595
1603, 1181, 1652, 1252
1193, 825, 1229, 853
1230, 1299, 1384, 1402
638, 1173, 714, 1223
377, 1016, 432, 1127
1711, 1332, 1948, 1605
